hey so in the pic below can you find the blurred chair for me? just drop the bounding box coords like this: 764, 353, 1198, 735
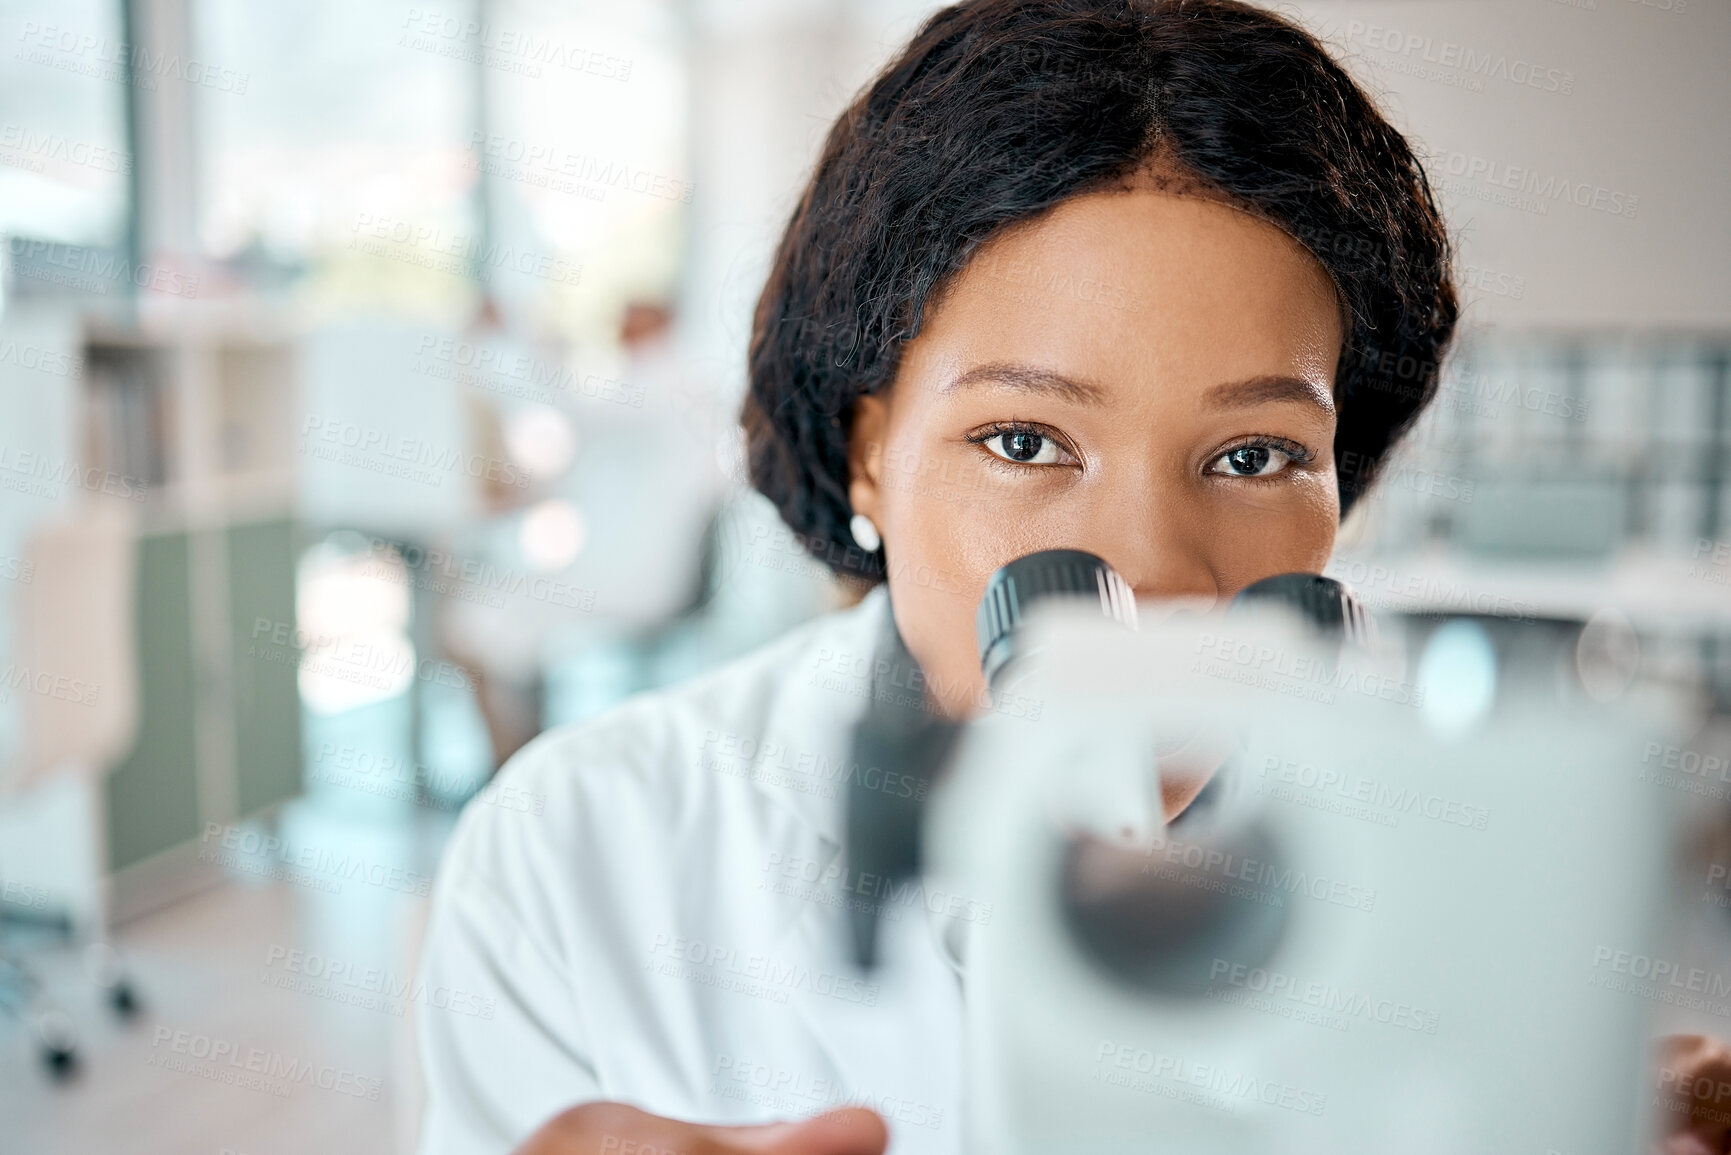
0, 503, 142, 1076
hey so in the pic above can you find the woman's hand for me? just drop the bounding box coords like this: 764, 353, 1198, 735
509, 1037, 1731, 1154
515, 1102, 889, 1155
1655, 1034, 1731, 1154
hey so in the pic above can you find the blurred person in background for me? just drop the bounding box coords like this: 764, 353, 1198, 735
415, 3, 1731, 1154
437, 296, 734, 767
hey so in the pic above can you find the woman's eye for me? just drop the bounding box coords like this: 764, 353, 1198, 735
983, 429, 1068, 466
1209, 444, 1290, 478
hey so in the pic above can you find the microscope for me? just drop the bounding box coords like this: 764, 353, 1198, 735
846, 550, 1720, 1154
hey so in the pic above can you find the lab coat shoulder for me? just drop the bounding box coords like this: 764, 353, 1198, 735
417, 592, 882, 1153
445, 599, 860, 944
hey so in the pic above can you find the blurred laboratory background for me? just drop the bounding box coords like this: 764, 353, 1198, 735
0, 0, 1726, 1152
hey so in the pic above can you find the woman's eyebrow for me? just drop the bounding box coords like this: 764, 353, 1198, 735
943, 361, 1106, 405
1203, 374, 1336, 415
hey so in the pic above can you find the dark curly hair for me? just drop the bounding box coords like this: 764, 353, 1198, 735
743, 0, 1457, 582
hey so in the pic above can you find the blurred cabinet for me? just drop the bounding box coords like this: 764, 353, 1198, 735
106, 518, 301, 873
1357, 336, 1731, 560
79, 317, 303, 898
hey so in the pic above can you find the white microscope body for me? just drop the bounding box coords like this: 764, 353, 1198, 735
927, 601, 1692, 1155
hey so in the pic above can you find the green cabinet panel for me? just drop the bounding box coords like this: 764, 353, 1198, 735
228, 519, 303, 818
104, 533, 201, 872
103, 518, 304, 873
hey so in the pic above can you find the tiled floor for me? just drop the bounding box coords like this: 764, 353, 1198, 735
1, 804, 454, 1155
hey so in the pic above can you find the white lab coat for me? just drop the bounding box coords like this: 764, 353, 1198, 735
416, 585, 966, 1155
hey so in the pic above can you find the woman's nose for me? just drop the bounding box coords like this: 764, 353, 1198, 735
1074, 507, 1220, 607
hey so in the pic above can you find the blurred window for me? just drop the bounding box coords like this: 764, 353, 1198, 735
195, 0, 480, 314
0, 0, 131, 245
195, 0, 689, 339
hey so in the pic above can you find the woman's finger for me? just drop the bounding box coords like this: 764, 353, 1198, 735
516, 1101, 889, 1155
1655, 1034, 1731, 1150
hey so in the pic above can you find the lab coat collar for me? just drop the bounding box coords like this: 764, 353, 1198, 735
748, 583, 894, 852
749, 586, 968, 1118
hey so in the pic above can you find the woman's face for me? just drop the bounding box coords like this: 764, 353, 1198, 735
847, 187, 1345, 720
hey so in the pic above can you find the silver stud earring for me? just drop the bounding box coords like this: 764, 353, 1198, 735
848, 513, 881, 553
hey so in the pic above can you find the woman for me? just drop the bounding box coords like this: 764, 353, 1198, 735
416, 3, 1731, 1153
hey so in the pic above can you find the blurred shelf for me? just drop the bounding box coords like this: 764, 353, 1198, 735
77, 316, 305, 878
1332, 546, 1731, 629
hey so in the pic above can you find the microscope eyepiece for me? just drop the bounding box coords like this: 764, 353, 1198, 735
976, 549, 1138, 687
